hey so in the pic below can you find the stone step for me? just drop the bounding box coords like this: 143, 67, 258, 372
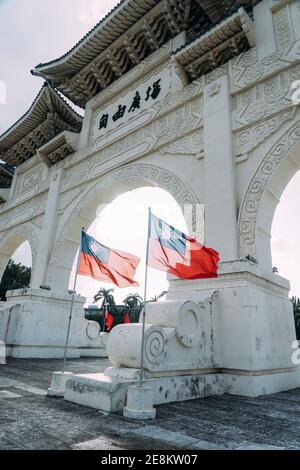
64, 372, 225, 412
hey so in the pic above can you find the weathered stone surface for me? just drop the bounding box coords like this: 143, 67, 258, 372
0, 358, 299, 450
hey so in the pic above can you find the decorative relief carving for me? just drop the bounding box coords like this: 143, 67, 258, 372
59, 79, 203, 198
156, 98, 202, 147
232, 64, 300, 129
239, 121, 300, 258
0, 193, 46, 233
234, 108, 295, 155
61, 87, 203, 195
230, 40, 300, 93
58, 188, 83, 214
160, 131, 203, 156
207, 82, 221, 97
273, 3, 294, 51
205, 64, 228, 85
10, 161, 49, 202
47, 163, 198, 284
22, 168, 43, 192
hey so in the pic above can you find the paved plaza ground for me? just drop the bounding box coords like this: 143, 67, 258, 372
0, 358, 300, 450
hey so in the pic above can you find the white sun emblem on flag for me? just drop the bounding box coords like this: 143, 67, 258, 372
90, 241, 99, 255
161, 224, 178, 241
161, 225, 171, 240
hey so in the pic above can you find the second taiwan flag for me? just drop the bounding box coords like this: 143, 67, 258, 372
78, 231, 140, 288
148, 213, 219, 279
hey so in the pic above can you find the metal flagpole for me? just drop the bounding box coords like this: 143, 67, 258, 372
62, 228, 84, 373
139, 207, 151, 387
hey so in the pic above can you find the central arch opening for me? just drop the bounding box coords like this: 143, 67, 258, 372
271, 171, 300, 339
69, 186, 189, 305
271, 171, 300, 296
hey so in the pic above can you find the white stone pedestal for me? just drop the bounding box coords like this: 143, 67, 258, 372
124, 385, 156, 420
63, 259, 300, 415
48, 371, 74, 397
64, 371, 224, 412
0, 288, 108, 358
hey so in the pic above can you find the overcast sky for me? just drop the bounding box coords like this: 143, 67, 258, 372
1, 0, 300, 302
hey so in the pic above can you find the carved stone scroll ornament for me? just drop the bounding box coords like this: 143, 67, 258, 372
239, 121, 300, 259
232, 64, 300, 129
230, 39, 300, 93
160, 131, 203, 157
107, 300, 210, 372
234, 108, 295, 156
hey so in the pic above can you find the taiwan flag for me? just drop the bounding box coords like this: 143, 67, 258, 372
148, 213, 219, 279
78, 231, 140, 288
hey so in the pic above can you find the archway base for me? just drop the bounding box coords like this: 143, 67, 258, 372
63, 260, 300, 413
0, 288, 107, 359
64, 368, 300, 413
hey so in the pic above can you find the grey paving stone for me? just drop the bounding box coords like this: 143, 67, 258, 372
0, 390, 23, 399
130, 425, 201, 448
14, 384, 47, 396
0, 377, 20, 387
0, 437, 27, 450
186, 440, 228, 450
234, 442, 285, 450
0, 358, 300, 450
72, 436, 125, 450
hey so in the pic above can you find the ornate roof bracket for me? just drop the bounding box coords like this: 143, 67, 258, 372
123, 35, 141, 65
0, 162, 14, 189
37, 131, 79, 167
143, 21, 160, 50
174, 8, 255, 81
183, 0, 192, 30
30, 1, 258, 107
195, 0, 226, 24
31, 1, 185, 107
0, 188, 10, 204
163, 0, 184, 35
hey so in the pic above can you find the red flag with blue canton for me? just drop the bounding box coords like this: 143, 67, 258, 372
148, 213, 219, 279
78, 231, 140, 287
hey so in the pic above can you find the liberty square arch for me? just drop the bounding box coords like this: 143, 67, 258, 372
0, 0, 300, 401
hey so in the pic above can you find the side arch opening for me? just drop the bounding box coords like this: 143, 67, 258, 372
0, 238, 33, 301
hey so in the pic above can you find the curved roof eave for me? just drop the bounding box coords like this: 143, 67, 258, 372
31, 0, 160, 78
0, 83, 83, 151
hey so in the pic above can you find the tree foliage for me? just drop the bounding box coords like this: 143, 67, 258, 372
123, 293, 143, 308
93, 287, 115, 308
89, 287, 170, 328
148, 290, 169, 303
0, 260, 31, 301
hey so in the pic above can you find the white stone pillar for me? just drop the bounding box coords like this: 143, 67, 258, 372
253, 0, 276, 59
31, 168, 64, 288
203, 75, 238, 261
0, 252, 9, 283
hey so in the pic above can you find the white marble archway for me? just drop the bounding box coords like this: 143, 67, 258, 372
239, 121, 300, 275
46, 163, 199, 292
